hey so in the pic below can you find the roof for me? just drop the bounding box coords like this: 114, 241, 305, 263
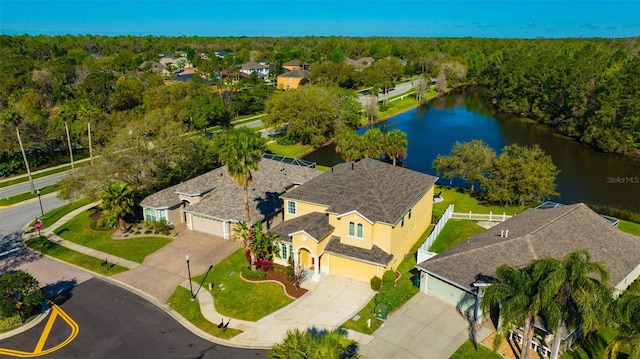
417, 203, 640, 290
270, 212, 334, 243
241, 61, 269, 71
282, 158, 437, 225
282, 59, 301, 67
140, 185, 181, 209
325, 236, 394, 266
140, 158, 321, 223
278, 69, 310, 79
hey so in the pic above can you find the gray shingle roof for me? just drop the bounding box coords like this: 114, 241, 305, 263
417, 203, 640, 289
270, 212, 334, 243
241, 61, 268, 70
325, 236, 394, 266
278, 69, 310, 79
282, 158, 437, 225
140, 158, 321, 223
139, 185, 181, 209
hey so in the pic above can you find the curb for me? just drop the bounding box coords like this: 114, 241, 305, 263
0, 309, 51, 341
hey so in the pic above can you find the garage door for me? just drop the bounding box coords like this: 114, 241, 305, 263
426, 275, 475, 315
191, 214, 224, 237
329, 255, 378, 282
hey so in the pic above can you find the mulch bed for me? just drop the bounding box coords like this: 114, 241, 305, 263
244, 265, 308, 299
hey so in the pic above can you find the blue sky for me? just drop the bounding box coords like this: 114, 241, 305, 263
1, 1, 639, 38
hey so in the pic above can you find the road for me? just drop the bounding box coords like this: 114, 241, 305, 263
358, 81, 415, 106
0, 278, 267, 358
0, 172, 69, 198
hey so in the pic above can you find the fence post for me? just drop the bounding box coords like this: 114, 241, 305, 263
469, 211, 472, 219
503, 212, 506, 221
489, 211, 492, 221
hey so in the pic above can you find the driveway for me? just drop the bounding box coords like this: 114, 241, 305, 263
112, 228, 243, 303
360, 294, 493, 359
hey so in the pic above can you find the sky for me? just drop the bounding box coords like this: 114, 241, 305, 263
1, 1, 639, 38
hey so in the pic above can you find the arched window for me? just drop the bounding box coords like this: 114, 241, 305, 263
356, 223, 363, 238
349, 222, 355, 236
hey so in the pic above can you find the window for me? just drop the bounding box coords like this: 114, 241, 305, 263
289, 245, 294, 259
287, 201, 296, 215
349, 222, 355, 236
145, 208, 157, 221
357, 223, 363, 238
401, 216, 405, 227
158, 209, 168, 221
408, 209, 412, 219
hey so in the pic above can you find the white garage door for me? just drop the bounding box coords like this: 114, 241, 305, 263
426, 275, 475, 315
191, 214, 224, 237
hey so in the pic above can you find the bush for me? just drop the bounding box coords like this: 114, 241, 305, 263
286, 257, 295, 282
370, 276, 382, 291
241, 266, 267, 280
378, 103, 388, 112
377, 287, 413, 312
382, 270, 397, 289
276, 133, 300, 146
143, 219, 173, 235
255, 258, 273, 272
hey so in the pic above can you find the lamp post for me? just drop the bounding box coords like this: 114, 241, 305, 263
36, 189, 44, 219
186, 255, 194, 300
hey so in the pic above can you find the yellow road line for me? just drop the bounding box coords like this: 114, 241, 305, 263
0, 304, 79, 358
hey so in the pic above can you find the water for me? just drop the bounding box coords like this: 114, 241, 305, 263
303, 88, 640, 212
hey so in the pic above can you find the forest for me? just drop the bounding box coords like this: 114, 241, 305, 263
1, 34, 639, 179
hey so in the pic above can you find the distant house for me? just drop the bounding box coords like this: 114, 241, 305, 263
139, 61, 165, 74
416, 203, 640, 322
270, 158, 437, 282
282, 59, 310, 72
240, 61, 270, 78
345, 57, 375, 71
159, 55, 177, 67
140, 157, 320, 239
214, 49, 231, 58
277, 69, 310, 89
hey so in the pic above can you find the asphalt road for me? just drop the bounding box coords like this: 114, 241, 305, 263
0, 172, 69, 199
358, 81, 415, 106
0, 278, 267, 359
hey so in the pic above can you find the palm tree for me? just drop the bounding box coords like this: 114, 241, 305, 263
533, 250, 612, 359
268, 327, 361, 359
384, 129, 408, 166
335, 129, 362, 162
231, 221, 253, 267
99, 181, 135, 232
268, 328, 307, 359
605, 292, 640, 359
361, 128, 384, 159
481, 264, 541, 359
2, 109, 35, 194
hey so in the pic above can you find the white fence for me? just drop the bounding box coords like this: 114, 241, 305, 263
416, 205, 513, 264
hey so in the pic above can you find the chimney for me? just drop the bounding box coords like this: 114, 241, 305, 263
505, 230, 509, 238
500, 230, 504, 237
351, 163, 354, 170
331, 168, 334, 173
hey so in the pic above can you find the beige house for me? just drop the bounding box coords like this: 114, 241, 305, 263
140, 157, 320, 239
270, 158, 437, 282
276, 69, 310, 90
282, 59, 310, 72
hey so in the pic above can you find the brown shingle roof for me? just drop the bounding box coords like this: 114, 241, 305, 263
417, 203, 640, 289
282, 59, 301, 66
140, 158, 321, 223
325, 236, 394, 266
282, 158, 437, 225
270, 212, 334, 243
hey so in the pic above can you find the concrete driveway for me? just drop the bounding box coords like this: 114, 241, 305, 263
360, 294, 492, 359
113, 228, 243, 303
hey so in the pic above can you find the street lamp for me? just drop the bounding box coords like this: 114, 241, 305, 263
36, 189, 44, 219
186, 255, 194, 301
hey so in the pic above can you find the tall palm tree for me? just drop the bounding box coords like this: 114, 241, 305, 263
533, 250, 612, 359
605, 292, 640, 359
384, 129, 408, 166
2, 109, 35, 194
99, 181, 135, 232
481, 264, 541, 359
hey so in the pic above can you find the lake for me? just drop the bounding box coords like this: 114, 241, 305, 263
303, 88, 640, 212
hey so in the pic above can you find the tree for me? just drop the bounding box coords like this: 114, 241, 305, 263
436, 68, 447, 94
432, 154, 462, 186
481, 265, 541, 359
482, 144, 559, 205
413, 76, 429, 102
2, 109, 35, 193
533, 251, 612, 359
98, 181, 135, 232
268, 327, 362, 359
606, 292, 640, 359
0, 270, 45, 320
360, 127, 385, 159
335, 128, 362, 162
251, 222, 279, 270
432, 140, 495, 192
384, 129, 408, 166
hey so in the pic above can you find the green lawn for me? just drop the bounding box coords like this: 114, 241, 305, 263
619, 219, 640, 237
560, 327, 621, 359
28, 198, 93, 229
428, 219, 486, 253
26, 237, 128, 276
449, 340, 502, 359
0, 185, 58, 206
195, 249, 293, 321
167, 286, 242, 339
266, 142, 313, 158
433, 186, 529, 218
53, 209, 173, 263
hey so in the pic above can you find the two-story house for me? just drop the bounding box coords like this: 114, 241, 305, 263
270, 158, 438, 282
239, 61, 270, 79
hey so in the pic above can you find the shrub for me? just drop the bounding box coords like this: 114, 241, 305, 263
382, 270, 397, 289
370, 276, 382, 291
241, 266, 267, 280
255, 258, 273, 272
377, 287, 413, 311
276, 133, 300, 146
286, 257, 295, 282
143, 219, 173, 235
378, 103, 388, 112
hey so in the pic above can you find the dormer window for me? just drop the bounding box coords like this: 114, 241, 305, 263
287, 201, 296, 215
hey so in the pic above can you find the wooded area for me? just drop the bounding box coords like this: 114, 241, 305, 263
1, 35, 638, 179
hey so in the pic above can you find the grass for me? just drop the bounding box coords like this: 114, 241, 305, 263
266, 142, 313, 158
0, 185, 58, 206
619, 219, 640, 237
449, 340, 503, 359
167, 286, 242, 339
341, 226, 430, 334
26, 237, 128, 275
53, 209, 173, 263
28, 198, 93, 229
0, 160, 90, 188
560, 327, 622, 359
428, 219, 486, 253
432, 185, 529, 218
195, 248, 293, 321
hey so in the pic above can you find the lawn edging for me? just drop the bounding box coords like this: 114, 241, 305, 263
239, 272, 303, 300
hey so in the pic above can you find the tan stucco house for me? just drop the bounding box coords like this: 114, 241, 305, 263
270, 158, 438, 282
140, 157, 320, 239
276, 69, 310, 90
